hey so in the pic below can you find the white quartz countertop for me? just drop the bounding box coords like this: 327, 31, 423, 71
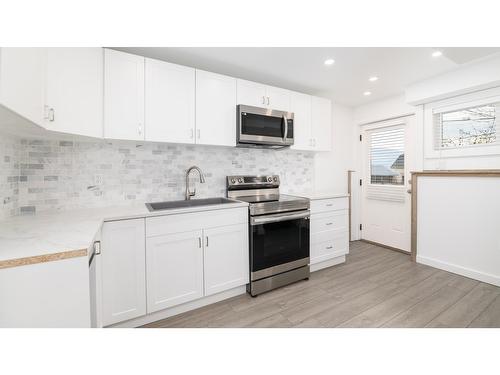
0, 200, 248, 264
286, 191, 350, 200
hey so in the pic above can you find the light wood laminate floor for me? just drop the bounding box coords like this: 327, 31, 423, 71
143, 241, 500, 328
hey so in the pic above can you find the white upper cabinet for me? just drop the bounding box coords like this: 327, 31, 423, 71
145, 58, 195, 144
0, 48, 46, 125
237, 79, 267, 107
237, 79, 290, 111
265, 86, 291, 112
104, 49, 145, 141
290, 91, 313, 151
101, 218, 146, 327
195, 70, 236, 147
311, 96, 332, 151
45, 48, 103, 138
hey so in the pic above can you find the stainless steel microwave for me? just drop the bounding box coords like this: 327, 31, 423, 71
237, 105, 294, 148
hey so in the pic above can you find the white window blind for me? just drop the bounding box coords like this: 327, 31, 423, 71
433, 102, 500, 150
367, 127, 406, 202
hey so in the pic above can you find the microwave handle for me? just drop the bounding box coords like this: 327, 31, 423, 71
282, 115, 288, 143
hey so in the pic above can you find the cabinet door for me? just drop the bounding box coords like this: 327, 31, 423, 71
195, 70, 236, 146
290, 91, 313, 151
45, 48, 103, 138
145, 58, 195, 143
311, 96, 332, 151
101, 219, 146, 326
237, 79, 266, 107
0, 47, 46, 125
146, 230, 204, 313
203, 224, 249, 296
104, 49, 145, 141
265, 86, 290, 112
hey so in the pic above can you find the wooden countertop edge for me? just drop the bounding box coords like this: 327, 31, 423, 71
411, 170, 500, 177
0, 248, 88, 270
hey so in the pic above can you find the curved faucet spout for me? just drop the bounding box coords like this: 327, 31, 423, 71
185, 166, 206, 200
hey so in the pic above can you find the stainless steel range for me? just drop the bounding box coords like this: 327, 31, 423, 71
227, 175, 310, 296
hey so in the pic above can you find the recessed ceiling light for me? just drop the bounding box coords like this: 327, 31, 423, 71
432, 50, 443, 57
369, 76, 378, 82
363, 91, 371, 96
324, 59, 335, 66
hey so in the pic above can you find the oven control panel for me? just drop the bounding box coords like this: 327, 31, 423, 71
227, 175, 280, 189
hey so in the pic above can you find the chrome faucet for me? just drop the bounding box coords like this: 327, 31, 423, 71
185, 166, 206, 200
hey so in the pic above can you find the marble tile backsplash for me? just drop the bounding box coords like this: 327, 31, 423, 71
1, 136, 314, 218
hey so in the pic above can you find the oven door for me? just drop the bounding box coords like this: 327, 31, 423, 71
237, 105, 294, 147
250, 210, 310, 281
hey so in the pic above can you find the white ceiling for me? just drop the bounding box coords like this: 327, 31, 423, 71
116, 47, 500, 107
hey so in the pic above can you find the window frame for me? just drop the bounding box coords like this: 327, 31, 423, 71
424, 87, 500, 159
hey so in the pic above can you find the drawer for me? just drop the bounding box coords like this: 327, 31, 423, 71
310, 231, 349, 265
310, 197, 348, 214
146, 207, 248, 237
311, 211, 348, 234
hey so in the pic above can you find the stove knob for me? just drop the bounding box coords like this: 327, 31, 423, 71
267, 177, 273, 182
231, 178, 236, 184
238, 178, 243, 183
273, 177, 278, 182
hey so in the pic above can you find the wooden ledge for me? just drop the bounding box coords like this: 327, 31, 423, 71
0, 249, 87, 270
411, 170, 500, 177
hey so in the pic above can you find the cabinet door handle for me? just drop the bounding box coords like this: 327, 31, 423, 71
326, 203, 333, 207
262, 96, 266, 105
206, 236, 209, 247
198, 237, 202, 248
326, 246, 333, 250
138, 123, 143, 135
267, 96, 270, 106
197, 129, 200, 139
326, 222, 333, 226
48, 108, 55, 122
191, 128, 194, 139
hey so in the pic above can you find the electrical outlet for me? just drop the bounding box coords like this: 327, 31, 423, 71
94, 174, 104, 186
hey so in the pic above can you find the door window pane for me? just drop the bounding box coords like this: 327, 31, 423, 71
435, 103, 498, 148
370, 128, 405, 186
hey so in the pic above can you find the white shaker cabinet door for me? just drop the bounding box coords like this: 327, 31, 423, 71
0, 47, 46, 125
145, 58, 195, 144
146, 230, 204, 313
290, 91, 313, 151
104, 49, 145, 141
311, 96, 332, 151
101, 218, 146, 326
265, 86, 291, 112
45, 48, 103, 138
195, 69, 236, 146
203, 224, 249, 296
237, 79, 267, 107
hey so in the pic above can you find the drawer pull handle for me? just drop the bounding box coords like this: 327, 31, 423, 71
326, 222, 333, 226
326, 204, 333, 207
326, 246, 333, 249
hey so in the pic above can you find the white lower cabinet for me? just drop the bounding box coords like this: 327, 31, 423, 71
146, 230, 204, 313
310, 197, 349, 267
144, 208, 248, 318
101, 218, 146, 326
203, 223, 249, 296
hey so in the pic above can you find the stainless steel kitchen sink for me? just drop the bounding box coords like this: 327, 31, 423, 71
145, 197, 239, 212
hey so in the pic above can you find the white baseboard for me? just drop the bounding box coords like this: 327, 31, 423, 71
417, 255, 500, 287
310, 256, 346, 272
108, 286, 246, 328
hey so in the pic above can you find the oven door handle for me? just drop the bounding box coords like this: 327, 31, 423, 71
282, 115, 288, 143
250, 210, 310, 225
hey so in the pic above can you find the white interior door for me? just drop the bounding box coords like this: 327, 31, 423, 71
360, 116, 415, 252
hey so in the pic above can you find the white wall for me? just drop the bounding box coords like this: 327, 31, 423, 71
406, 54, 500, 105
313, 103, 354, 193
